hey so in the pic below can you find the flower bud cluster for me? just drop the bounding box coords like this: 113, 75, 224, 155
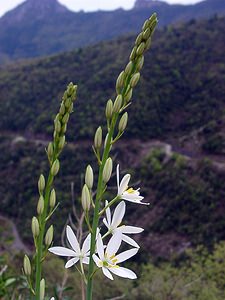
47, 83, 77, 163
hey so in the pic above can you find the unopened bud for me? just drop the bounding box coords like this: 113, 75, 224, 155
116, 71, 125, 93
51, 159, 60, 176
50, 189, 56, 208
47, 142, 54, 159
45, 225, 54, 246
103, 158, 113, 183
62, 112, 69, 124
104, 133, 112, 149
58, 135, 65, 150
130, 73, 140, 88
54, 120, 61, 133
136, 56, 144, 71
94, 127, 102, 149
23, 255, 31, 276
124, 87, 133, 102
38, 174, 45, 194
37, 196, 44, 215
105, 99, 113, 120
59, 103, 65, 115
119, 112, 128, 132
143, 28, 151, 40
40, 278, 45, 300
145, 37, 152, 50
68, 102, 73, 113
32, 217, 39, 238
65, 97, 71, 108
85, 165, 94, 189
136, 42, 146, 56
125, 61, 134, 75
129, 46, 137, 61
61, 123, 67, 133
135, 32, 143, 46
113, 95, 122, 113
142, 19, 150, 31
81, 184, 91, 211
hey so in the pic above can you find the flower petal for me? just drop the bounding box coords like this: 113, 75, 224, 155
66, 226, 80, 253
105, 200, 111, 226
111, 201, 126, 229
96, 234, 105, 260
120, 225, 144, 234
116, 248, 138, 263
103, 217, 109, 229
106, 232, 122, 257
82, 257, 90, 265
102, 267, 114, 280
122, 234, 140, 248
48, 246, 76, 257
65, 257, 79, 268
93, 254, 102, 267
82, 233, 91, 254
110, 266, 137, 279
122, 195, 149, 205
116, 165, 120, 194
119, 174, 131, 195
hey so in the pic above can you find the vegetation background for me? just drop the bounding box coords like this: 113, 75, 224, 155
0, 0, 225, 299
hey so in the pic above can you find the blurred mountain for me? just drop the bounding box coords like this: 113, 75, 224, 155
0, 0, 224, 63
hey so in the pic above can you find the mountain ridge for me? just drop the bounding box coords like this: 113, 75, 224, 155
0, 0, 224, 64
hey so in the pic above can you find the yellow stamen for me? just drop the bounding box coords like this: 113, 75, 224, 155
126, 188, 135, 194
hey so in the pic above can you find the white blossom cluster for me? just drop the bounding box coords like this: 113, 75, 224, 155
49, 165, 149, 281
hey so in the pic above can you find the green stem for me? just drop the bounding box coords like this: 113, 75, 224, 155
35, 172, 54, 299
86, 115, 117, 300
98, 196, 120, 216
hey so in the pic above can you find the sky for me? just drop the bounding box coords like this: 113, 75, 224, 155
0, 0, 204, 17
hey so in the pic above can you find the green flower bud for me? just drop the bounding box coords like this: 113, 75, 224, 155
85, 165, 94, 189
45, 225, 54, 246
136, 42, 146, 56
135, 32, 143, 46
148, 13, 157, 26
104, 133, 112, 150
130, 73, 140, 88
68, 102, 73, 113
54, 113, 61, 123
38, 174, 45, 194
54, 120, 61, 133
129, 46, 137, 61
125, 61, 134, 75
118, 112, 128, 132
124, 87, 133, 103
105, 99, 113, 120
113, 95, 122, 113
143, 27, 151, 40
136, 56, 144, 71
32, 217, 39, 238
51, 159, 60, 176
61, 123, 67, 134
142, 19, 150, 31
94, 127, 102, 149
23, 255, 31, 276
37, 196, 44, 215
59, 103, 65, 115
58, 135, 66, 150
65, 97, 71, 108
40, 278, 45, 300
62, 113, 69, 124
50, 189, 56, 208
145, 37, 152, 50
47, 142, 54, 160
103, 158, 113, 183
81, 184, 91, 212
116, 71, 125, 93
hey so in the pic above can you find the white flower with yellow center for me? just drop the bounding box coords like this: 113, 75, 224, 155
103, 200, 144, 248
117, 165, 149, 205
48, 226, 90, 268
93, 233, 138, 280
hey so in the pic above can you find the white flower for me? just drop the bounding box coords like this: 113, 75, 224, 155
48, 225, 90, 268
117, 165, 149, 205
93, 233, 138, 280
103, 200, 144, 248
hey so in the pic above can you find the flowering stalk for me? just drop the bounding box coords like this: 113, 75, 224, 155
23, 83, 78, 299
86, 13, 158, 300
